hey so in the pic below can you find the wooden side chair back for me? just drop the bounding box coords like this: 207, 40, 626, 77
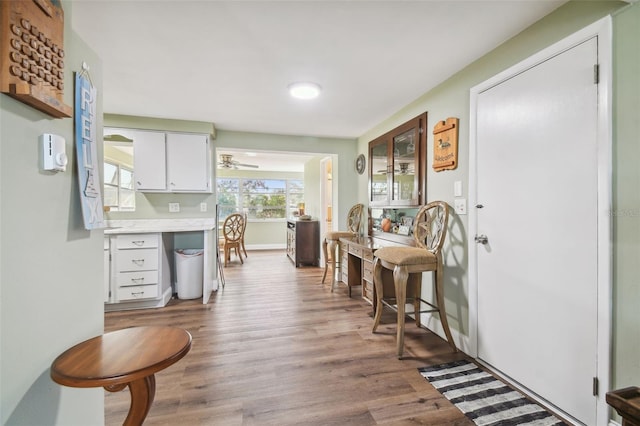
222, 213, 244, 267
321, 203, 364, 294
371, 201, 456, 357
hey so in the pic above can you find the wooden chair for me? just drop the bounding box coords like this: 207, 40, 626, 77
321, 203, 364, 294
372, 201, 456, 358
222, 213, 244, 267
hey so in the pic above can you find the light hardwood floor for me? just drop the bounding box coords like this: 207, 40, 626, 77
105, 250, 471, 425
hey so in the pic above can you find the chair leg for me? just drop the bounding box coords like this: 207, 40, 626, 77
372, 258, 384, 332
327, 239, 339, 292
435, 261, 457, 352
224, 247, 229, 267
321, 238, 329, 284
241, 240, 248, 258
414, 277, 422, 329
393, 265, 409, 359
236, 246, 243, 264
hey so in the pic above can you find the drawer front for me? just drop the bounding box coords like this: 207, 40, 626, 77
116, 248, 158, 272
363, 261, 373, 282
117, 285, 159, 301
363, 280, 374, 304
349, 245, 363, 257
116, 233, 159, 249
363, 249, 374, 262
116, 270, 159, 287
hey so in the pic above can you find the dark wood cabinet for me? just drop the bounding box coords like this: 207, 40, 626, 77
286, 220, 320, 267
369, 113, 427, 207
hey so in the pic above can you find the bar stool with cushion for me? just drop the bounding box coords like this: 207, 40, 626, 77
372, 201, 457, 358
321, 203, 364, 294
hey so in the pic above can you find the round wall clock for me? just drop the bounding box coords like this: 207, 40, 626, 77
355, 154, 366, 175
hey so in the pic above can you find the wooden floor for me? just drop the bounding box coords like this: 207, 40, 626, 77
105, 250, 472, 425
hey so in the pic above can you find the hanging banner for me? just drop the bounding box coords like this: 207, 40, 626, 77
74, 71, 105, 230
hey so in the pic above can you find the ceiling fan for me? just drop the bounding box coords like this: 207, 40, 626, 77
376, 162, 414, 175
218, 154, 259, 169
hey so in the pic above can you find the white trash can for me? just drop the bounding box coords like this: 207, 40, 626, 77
174, 249, 204, 299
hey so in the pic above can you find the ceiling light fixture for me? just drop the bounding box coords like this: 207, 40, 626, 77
288, 82, 321, 100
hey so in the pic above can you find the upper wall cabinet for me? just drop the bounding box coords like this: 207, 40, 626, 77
165, 133, 211, 192
368, 113, 427, 207
104, 127, 212, 193
135, 132, 212, 193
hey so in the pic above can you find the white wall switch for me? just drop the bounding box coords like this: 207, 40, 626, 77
169, 202, 180, 213
200, 202, 207, 212
454, 198, 467, 215
454, 180, 463, 197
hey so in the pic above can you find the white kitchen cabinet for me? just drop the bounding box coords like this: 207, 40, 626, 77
166, 133, 211, 192
104, 233, 172, 311
133, 131, 211, 193
113, 233, 161, 302
132, 130, 167, 191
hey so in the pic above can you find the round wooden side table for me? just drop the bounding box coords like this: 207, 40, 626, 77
51, 326, 192, 426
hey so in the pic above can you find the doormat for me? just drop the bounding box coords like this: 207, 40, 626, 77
419, 360, 570, 426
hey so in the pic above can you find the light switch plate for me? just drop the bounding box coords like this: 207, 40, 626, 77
454, 180, 463, 197
200, 202, 207, 212
454, 198, 467, 215
169, 202, 180, 213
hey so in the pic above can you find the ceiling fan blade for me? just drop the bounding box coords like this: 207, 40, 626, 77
235, 163, 259, 168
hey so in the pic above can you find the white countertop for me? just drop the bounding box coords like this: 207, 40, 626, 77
104, 218, 217, 234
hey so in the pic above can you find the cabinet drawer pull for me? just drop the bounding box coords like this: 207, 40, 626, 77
131, 291, 145, 297
131, 277, 145, 283
132, 240, 145, 246
131, 259, 145, 266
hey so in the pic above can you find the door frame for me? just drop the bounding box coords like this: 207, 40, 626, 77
468, 17, 612, 425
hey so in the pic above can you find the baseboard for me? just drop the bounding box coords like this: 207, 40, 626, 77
244, 244, 286, 251
104, 286, 172, 312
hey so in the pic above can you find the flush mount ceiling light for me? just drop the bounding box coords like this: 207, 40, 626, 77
288, 82, 321, 100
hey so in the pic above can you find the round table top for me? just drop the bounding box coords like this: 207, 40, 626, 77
50, 326, 192, 388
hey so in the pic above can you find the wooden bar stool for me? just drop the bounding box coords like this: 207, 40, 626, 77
321, 203, 364, 293
372, 201, 457, 358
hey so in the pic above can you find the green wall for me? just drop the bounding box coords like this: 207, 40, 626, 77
358, 0, 636, 403
0, 2, 104, 424
612, 0, 640, 395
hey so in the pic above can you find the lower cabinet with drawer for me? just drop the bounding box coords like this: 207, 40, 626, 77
361, 248, 374, 305
105, 233, 172, 312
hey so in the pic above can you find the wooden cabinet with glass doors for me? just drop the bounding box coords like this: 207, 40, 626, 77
369, 113, 427, 207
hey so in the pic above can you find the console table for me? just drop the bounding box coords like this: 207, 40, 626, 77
338, 235, 415, 305
286, 219, 320, 267
50, 326, 192, 426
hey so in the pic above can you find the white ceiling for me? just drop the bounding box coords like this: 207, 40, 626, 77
71, 0, 566, 140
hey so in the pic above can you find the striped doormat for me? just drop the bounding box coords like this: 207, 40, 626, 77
419, 360, 570, 426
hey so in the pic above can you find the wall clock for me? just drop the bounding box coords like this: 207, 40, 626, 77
355, 154, 366, 174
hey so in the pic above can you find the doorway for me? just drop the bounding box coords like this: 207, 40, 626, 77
469, 18, 612, 425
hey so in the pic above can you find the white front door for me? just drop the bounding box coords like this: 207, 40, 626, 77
474, 37, 600, 424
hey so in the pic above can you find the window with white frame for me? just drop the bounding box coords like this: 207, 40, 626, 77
103, 161, 135, 211
217, 178, 303, 220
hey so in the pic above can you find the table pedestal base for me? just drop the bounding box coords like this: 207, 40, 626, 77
106, 375, 156, 426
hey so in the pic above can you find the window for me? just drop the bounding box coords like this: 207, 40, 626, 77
217, 178, 303, 220
104, 161, 135, 211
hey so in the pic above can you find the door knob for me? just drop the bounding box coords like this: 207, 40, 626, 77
475, 234, 489, 244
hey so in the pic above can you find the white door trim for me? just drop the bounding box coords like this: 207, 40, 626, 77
468, 16, 612, 425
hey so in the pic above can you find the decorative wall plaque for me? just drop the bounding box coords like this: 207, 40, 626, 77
0, 0, 72, 118
432, 117, 459, 172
